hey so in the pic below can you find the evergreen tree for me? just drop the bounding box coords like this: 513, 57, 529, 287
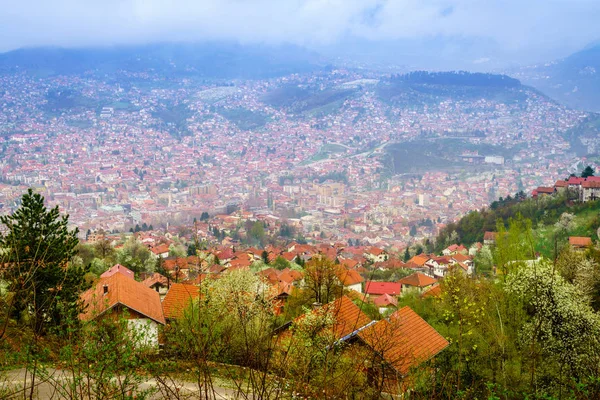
582, 165, 595, 178
0, 189, 88, 336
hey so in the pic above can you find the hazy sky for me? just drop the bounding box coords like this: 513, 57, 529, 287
2, 0, 600, 65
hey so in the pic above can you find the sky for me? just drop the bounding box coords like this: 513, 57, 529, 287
2, 0, 600, 68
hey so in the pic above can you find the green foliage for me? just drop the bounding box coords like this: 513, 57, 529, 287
0, 189, 89, 335
115, 237, 154, 275
57, 314, 156, 399
582, 165, 595, 178
436, 192, 600, 253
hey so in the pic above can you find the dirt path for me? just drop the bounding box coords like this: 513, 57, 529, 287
2, 368, 238, 399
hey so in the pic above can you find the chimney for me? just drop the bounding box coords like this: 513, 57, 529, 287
103, 284, 109, 295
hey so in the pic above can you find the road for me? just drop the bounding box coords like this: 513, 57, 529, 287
2, 368, 238, 399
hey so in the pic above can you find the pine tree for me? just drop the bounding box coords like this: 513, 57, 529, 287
0, 189, 88, 336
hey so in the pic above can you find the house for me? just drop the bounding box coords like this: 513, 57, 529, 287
442, 244, 468, 256
365, 281, 401, 297
364, 247, 388, 263
532, 186, 555, 198
569, 236, 593, 250
161, 283, 201, 321
373, 293, 398, 315
336, 268, 364, 293
100, 264, 135, 280
150, 243, 170, 258
80, 273, 166, 348
425, 256, 452, 278
142, 272, 170, 300
581, 180, 600, 202
483, 231, 497, 245
357, 306, 449, 394
398, 272, 437, 296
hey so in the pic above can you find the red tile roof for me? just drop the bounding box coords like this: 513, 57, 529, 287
162, 283, 201, 320
374, 293, 398, 308
358, 306, 449, 375
398, 272, 437, 288
80, 273, 165, 324
100, 264, 135, 280
365, 281, 401, 296
582, 181, 600, 188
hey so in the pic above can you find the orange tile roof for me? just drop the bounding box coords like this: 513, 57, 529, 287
80, 273, 165, 324
162, 283, 201, 320
421, 284, 442, 298
359, 306, 448, 375
296, 296, 373, 341
409, 254, 429, 267
336, 268, 364, 286
398, 272, 437, 288
569, 236, 592, 248
452, 254, 472, 263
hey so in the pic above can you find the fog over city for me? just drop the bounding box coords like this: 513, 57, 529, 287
2, 0, 600, 68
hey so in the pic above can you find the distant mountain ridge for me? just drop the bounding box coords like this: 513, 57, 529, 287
516, 43, 600, 112
0, 43, 328, 79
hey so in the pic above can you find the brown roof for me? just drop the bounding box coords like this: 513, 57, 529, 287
483, 231, 496, 241
80, 273, 165, 324
583, 181, 600, 188
398, 272, 437, 288
358, 306, 449, 375
536, 186, 555, 194
151, 243, 170, 255
569, 236, 593, 248
142, 272, 169, 288
162, 283, 201, 320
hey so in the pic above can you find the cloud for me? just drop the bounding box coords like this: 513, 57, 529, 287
0, 0, 599, 63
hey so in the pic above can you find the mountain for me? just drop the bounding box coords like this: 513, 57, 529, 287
515, 44, 600, 112
263, 71, 529, 118
0, 42, 328, 80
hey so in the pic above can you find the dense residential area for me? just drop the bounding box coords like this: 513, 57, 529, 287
2, 183, 600, 398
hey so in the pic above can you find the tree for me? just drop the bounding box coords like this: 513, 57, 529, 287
403, 247, 410, 262
581, 165, 595, 178
409, 225, 417, 237
304, 256, 343, 304
0, 189, 88, 336
261, 250, 269, 264
248, 221, 266, 246
115, 237, 153, 275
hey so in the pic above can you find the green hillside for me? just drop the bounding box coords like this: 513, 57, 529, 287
436, 190, 600, 257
